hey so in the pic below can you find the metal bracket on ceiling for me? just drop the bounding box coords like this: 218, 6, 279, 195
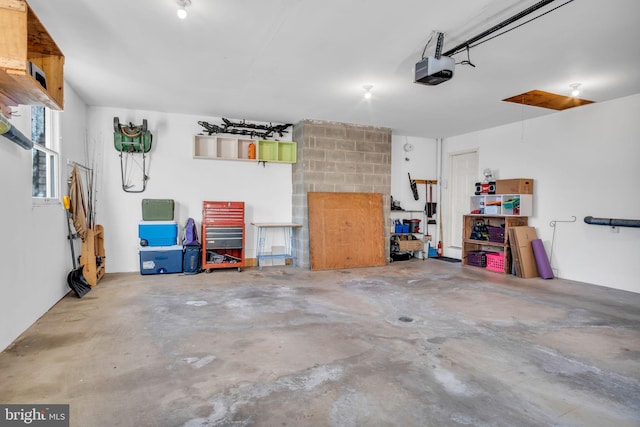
443, 0, 565, 58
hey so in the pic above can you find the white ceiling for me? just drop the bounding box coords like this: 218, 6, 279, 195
28, 0, 640, 137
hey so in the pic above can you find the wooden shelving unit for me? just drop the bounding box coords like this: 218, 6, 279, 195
0, 0, 64, 114
461, 214, 528, 274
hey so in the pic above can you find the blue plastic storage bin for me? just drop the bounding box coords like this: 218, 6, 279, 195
138, 221, 178, 246
139, 245, 183, 275
394, 224, 410, 233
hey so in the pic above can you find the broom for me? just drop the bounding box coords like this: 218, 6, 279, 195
64, 196, 91, 298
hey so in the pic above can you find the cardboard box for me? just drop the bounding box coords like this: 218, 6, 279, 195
510, 226, 539, 278
495, 179, 534, 195
398, 239, 424, 252
139, 245, 183, 275
508, 229, 522, 277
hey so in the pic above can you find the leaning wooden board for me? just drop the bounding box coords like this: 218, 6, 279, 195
308, 192, 386, 271
510, 226, 540, 278
80, 225, 105, 286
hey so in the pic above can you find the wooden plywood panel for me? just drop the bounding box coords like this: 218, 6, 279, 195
308, 192, 386, 271
502, 90, 594, 111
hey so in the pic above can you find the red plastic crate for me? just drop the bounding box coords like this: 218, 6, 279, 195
485, 252, 505, 272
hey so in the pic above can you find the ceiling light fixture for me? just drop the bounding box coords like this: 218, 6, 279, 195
177, 0, 191, 19
570, 83, 581, 97
363, 85, 373, 99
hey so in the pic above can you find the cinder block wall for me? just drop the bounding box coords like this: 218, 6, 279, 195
292, 119, 392, 268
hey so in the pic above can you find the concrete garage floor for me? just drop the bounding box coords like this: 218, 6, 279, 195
1, 260, 639, 427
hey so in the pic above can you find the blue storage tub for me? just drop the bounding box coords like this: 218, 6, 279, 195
139, 221, 178, 246
139, 245, 183, 275
394, 224, 410, 233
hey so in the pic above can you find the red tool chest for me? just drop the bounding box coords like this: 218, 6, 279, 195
202, 201, 245, 271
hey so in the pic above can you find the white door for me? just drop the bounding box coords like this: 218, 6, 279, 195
449, 151, 478, 248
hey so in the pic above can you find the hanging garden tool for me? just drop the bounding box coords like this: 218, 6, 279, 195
427, 182, 437, 224
63, 194, 91, 298
197, 119, 292, 139
113, 117, 152, 193
408, 173, 419, 200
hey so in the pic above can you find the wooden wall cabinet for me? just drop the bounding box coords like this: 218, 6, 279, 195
0, 0, 64, 112
462, 214, 528, 274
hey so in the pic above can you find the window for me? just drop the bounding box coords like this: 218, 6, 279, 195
30, 106, 60, 201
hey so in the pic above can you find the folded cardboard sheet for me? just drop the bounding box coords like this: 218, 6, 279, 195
508, 226, 539, 278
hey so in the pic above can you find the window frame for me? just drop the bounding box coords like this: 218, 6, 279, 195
30, 106, 61, 206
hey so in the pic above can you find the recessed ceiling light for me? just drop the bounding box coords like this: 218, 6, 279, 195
363, 85, 373, 99
570, 83, 581, 97
177, 0, 191, 19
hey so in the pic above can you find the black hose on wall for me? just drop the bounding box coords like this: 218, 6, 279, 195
584, 216, 640, 228
0, 114, 34, 150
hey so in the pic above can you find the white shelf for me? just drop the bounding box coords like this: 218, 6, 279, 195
193, 135, 257, 161
470, 194, 532, 216
193, 135, 297, 163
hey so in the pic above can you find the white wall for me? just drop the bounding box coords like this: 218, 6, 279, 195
441, 94, 640, 293
390, 135, 439, 246
87, 107, 294, 273
391, 135, 437, 212
0, 82, 88, 352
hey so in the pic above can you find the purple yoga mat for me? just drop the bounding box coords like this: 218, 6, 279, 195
532, 239, 554, 279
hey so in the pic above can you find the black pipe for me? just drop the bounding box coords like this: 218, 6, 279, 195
0, 114, 34, 150
584, 216, 640, 228
443, 0, 558, 57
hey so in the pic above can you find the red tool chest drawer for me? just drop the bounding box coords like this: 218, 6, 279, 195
202, 201, 244, 224
201, 201, 245, 271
